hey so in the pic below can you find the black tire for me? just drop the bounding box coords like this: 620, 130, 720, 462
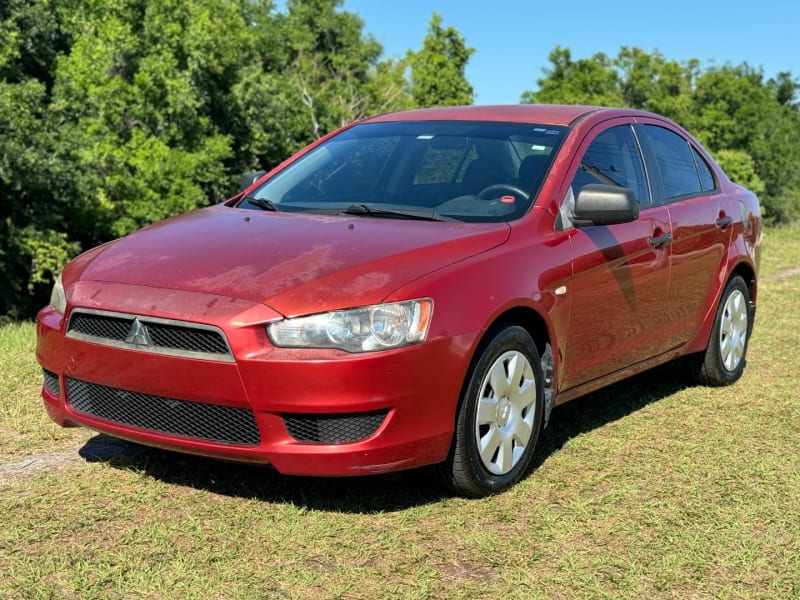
688, 275, 752, 386
439, 324, 544, 497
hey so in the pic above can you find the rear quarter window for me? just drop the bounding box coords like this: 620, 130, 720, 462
691, 146, 717, 192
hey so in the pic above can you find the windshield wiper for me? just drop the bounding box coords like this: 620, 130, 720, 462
245, 196, 279, 211
340, 204, 451, 221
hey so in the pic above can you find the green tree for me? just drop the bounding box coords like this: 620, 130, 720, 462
522, 47, 800, 223
614, 46, 697, 125
50, 0, 245, 239
0, 0, 79, 317
230, 0, 412, 172
409, 13, 474, 107
692, 64, 800, 222
522, 46, 621, 107
715, 149, 766, 197
0, 0, 471, 318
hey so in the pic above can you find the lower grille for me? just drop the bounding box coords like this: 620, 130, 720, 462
43, 369, 61, 397
66, 378, 260, 446
283, 410, 388, 443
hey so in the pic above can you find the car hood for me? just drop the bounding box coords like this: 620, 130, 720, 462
73, 205, 510, 317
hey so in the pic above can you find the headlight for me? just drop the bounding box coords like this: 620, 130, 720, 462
267, 299, 433, 352
50, 273, 67, 314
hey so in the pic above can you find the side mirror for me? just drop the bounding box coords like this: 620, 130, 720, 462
240, 170, 267, 192
573, 184, 639, 226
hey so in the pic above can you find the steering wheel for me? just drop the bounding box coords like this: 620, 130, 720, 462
477, 183, 530, 201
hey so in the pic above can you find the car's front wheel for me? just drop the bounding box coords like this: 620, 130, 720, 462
440, 324, 544, 497
688, 274, 752, 386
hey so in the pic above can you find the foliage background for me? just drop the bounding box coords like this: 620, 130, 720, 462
523, 47, 800, 225
1, 0, 798, 319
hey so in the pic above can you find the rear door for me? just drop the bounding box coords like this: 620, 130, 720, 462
637, 123, 733, 348
560, 122, 673, 390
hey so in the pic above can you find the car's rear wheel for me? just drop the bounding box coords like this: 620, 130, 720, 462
440, 324, 544, 497
688, 275, 751, 386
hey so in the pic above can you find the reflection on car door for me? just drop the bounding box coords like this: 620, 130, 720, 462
564, 205, 672, 389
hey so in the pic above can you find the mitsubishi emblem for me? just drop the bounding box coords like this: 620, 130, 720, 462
125, 318, 153, 346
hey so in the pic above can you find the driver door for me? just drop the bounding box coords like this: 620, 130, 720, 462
560, 123, 673, 390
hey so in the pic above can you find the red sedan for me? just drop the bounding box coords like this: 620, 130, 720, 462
36, 105, 762, 497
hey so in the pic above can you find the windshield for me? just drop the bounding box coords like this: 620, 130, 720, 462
242, 120, 568, 223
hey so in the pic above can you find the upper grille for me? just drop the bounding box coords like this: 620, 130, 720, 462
66, 378, 260, 446
283, 410, 388, 444
67, 309, 232, 361
69, 312, 131, 342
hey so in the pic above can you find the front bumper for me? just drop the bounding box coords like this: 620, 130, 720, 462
35, 286, 470, 476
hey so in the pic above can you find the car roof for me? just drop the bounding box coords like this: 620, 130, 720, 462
362, 104, 649, 127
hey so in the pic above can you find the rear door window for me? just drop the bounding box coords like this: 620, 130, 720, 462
644, 125, 706, 200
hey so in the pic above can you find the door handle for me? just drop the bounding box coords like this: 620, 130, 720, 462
649, 232, 672, 247
716, 216, 733, 228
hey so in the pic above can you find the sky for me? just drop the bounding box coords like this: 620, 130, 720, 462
341, 0, 799, 105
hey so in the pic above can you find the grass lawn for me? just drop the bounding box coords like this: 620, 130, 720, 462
1, 225, 798, 598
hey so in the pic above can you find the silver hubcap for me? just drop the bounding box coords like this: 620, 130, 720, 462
475, 350, 537, 475
719, 289, 748, 372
